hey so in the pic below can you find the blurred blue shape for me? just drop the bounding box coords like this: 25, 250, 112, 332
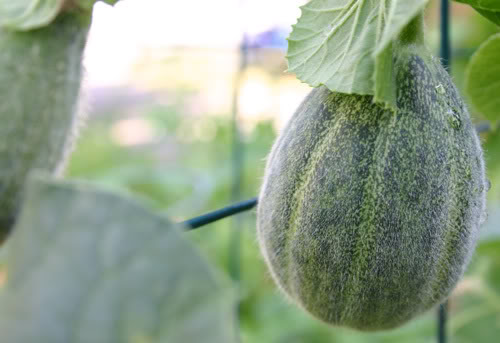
247, 26, 290, 50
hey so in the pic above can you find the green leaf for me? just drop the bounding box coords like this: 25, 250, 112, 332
0, 175, 236, 343
0, 0, 64, 30
0, 1, 121, 30
476, 8, 500, 26
286, 0, 429, 109
454, 0, 500, 11
448, 239, 500, 340
465, 33, 500, 123
76, 0, 121, 11
483, 130, 500, 202
455, 0, 500, 26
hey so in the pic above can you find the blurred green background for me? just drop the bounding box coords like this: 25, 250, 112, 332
64, 0, 500, 342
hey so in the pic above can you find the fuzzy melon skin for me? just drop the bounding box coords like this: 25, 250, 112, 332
257, 51, 487, 331
0, 13, 90, 241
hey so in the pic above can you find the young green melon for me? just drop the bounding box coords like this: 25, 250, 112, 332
0, 12, 90, 241
257, 46, 488, 331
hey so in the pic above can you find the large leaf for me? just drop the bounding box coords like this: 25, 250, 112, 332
0, 0, 121, 30
0, 0, 64, 30
455, 0, 500, 26
476, 8, 500, 26
465, 33, 500, 123
76, 0, 121, 11
286, 0, 429, 110
0, 175, 236, 343
454, 0, 500, 11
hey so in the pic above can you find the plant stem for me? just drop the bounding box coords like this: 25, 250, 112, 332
398, 13, 425, 46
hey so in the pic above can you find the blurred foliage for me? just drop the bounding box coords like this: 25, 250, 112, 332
65, 1, 500, 342
0, 176, 236, 343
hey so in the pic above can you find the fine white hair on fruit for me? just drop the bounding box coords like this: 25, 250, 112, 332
0, 13, 90, 239
257, 47, 487, 331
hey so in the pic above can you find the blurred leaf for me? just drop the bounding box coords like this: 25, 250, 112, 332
286, 0, 428, 110
455, 0, 500, 11
477, 239, 500, 260
484, 130, 500, 202
0, 0, 122, 30
455, 0, 500, 26
449, 239, 500, 342
76, 0, 121, 11
485, 129, 500, 174
465, 33, 500, 122
0, 0, 64, 30
476, 8, 500, 26
476, 240, 500, 289
0, 175, 236, 343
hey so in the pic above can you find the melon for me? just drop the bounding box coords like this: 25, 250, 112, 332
0, 12, 90, 241
257, 44, 488, 331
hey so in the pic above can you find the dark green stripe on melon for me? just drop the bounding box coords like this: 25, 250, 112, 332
0, 13, 90, 241
257, 48, 487, 331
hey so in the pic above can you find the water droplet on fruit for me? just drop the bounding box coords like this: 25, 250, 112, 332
435, 84, 445, 95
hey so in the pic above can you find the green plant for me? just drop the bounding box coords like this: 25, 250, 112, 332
0, 9, 88, 240
0, 2, 236, 342
0, 1, 499, 342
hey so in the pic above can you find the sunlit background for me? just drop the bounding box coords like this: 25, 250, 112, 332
55, 0, 500, 341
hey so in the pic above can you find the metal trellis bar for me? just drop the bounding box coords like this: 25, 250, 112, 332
438, 1, 451, 343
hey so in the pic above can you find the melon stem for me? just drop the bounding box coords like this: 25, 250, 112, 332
398, 13, 425, 46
